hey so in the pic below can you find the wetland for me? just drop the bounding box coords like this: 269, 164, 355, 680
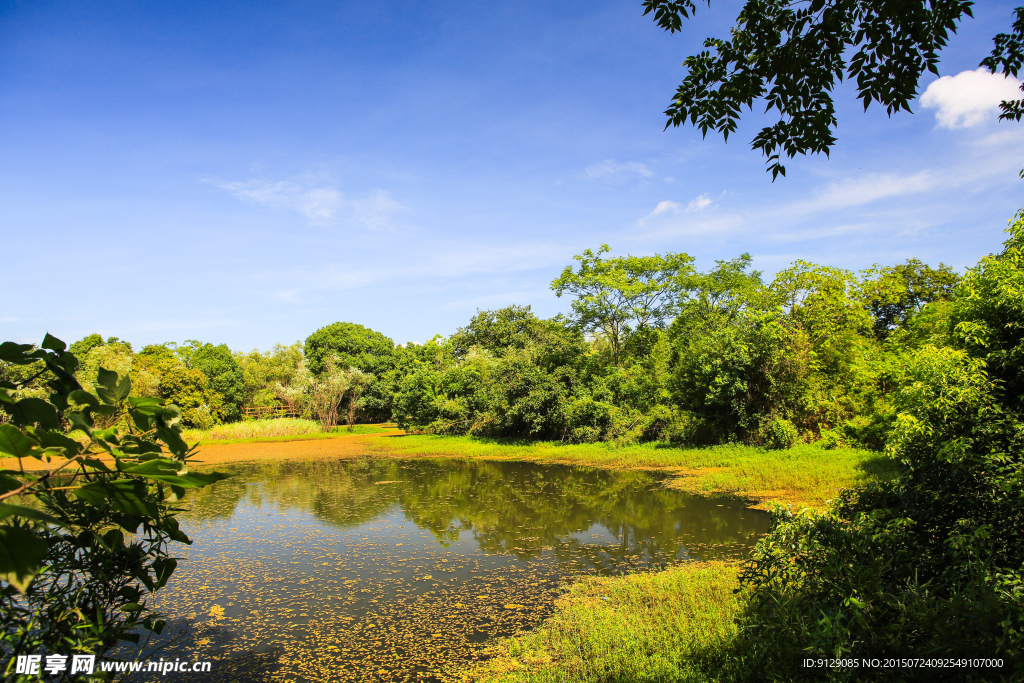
145, 457, 770, 682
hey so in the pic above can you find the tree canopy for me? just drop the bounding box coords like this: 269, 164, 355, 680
304, 322, 395, 376
644, 1, 1024, 177
551, 246, 694, 365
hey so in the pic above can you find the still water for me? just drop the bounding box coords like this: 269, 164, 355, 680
146, 458, 770, 682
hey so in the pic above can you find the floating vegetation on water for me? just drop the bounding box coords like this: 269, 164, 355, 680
135, 458, 768, 682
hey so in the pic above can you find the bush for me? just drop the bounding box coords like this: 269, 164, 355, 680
564, 397, 614, 443
818, 428, 844, 449
761, 418, 798, 450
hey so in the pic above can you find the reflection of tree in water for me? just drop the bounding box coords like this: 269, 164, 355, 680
393, 460, 769, 571
183, 458, 770, 570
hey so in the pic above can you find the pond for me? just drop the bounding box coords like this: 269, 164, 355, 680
143, 458, 771, 682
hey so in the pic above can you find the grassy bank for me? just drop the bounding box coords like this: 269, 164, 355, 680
180, 418, 389, 445
463, 562, 744, 683
363, 435, 897, 510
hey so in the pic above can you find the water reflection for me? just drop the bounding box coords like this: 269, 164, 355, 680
144, 458, 769, 682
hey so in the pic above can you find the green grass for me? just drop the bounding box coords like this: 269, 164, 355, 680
463, 563, 744, 683
364, 436, 898, 509
181, 419, 388, 444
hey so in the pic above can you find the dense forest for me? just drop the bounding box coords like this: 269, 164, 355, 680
7, 241, 960, 452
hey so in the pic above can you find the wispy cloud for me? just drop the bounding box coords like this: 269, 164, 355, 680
649, 200, 680, 216
637, 193, 716, 227
687, 193, 712, 211
921, 68, 1022, 129
215, 178, 405, 230
218, 180, 344, 224
251, 237, 572, 304
781, 171, 935, 217
584, 159, 654, 180
351, 189, 403, 231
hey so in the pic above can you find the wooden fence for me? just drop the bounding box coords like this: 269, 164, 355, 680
243, 405, 300, 419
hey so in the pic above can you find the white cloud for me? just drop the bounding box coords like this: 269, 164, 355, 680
651, 200, 680, 216
782, 171, 935, 216
687, 193, 712, 211
638, 194, 714, 226
920, 68, 1022, 129
251, 238, 572, 303
218, 179, 344, 224
584, 159, 654, 180
216, 178, 406, 230
351, 189, 404, 231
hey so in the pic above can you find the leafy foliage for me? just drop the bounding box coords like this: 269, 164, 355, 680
158, 364, 224, 429
730, 215, 1024, 680
304, 322, 395, 376
643, 1, 1024, 178
0, 336, 225, 674
190, 343, 246, 422
552, 246, 694, 365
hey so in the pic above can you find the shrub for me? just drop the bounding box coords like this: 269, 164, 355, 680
761, 418, 798, 450
818, 428, 844, 450
564, 397, 614, 443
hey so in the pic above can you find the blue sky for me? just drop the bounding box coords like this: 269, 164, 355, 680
3, 0, 1023, 351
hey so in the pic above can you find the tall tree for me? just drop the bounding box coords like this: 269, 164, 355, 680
861, 259, 961, 339
191, 343, 246, 422
644, 1, 1023, 178
552, 246, 694, 364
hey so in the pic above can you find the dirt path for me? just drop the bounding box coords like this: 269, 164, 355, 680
0, 430, 409, 472
190, 431, 408, 467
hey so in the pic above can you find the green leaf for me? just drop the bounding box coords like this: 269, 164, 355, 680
41, 334, 66, 352
81, 457, 113, 472
0, 524, 47, 593
122, 459, 182, 477
8, 398, 59, 430
152, 557, 177, 589
121, 602, 144, 612
0, 425, 40, 458
48, 391, 68, 412
153, 471, 228, 488
97, 368, 118, 390
68, 412, 94, 435
0, 504, 60, 525
33, 430, 82, 458
156, 427, 188, 459
103, 528, 124, 549
127, 396, 163, 414
54, 352, 78, 376
162, 516, 191, 544
0, 342, 36, 365
115, 375, 132, 402
0, 474, 20, 495
124, 459, 227, 488
118, 435, 161, 456
68, 390, 100, 410
73, 479, 158, 517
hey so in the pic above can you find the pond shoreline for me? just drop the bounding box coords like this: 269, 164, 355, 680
188, 431, 895, 511
1, 430, 893, 512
